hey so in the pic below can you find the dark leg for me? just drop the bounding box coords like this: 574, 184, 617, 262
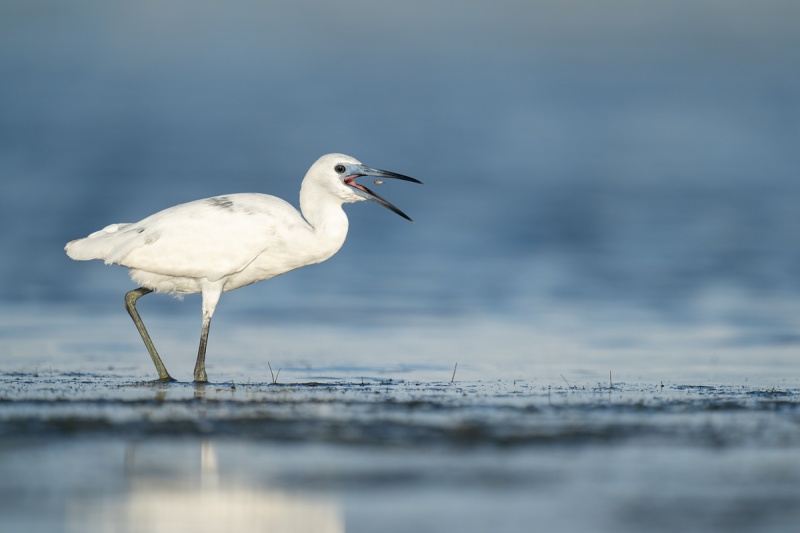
124, 288, 175, 382
193, 314, 211, 383
193, 287, 222, 383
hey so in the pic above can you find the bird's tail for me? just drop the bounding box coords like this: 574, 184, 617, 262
65, 223, 133, 261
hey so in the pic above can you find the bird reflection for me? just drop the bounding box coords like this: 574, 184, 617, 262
66, 441, 344, 533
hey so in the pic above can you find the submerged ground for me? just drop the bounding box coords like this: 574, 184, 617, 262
2, 307, 799, 532
1, 367, 798, 533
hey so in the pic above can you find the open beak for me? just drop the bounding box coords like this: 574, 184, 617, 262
344, 165, 423, 222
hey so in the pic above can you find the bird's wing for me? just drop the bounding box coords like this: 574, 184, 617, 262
105, 194, 312, 281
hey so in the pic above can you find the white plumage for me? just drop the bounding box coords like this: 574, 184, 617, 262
65, 153, 421, 382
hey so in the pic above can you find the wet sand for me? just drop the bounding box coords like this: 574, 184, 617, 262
2, 371, 798, 533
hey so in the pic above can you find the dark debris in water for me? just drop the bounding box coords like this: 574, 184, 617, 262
1, 373, 799, 448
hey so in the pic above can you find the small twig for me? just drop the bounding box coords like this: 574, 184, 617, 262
560, 374, 573, 389
609, 370, 613, 389
268, 362, 281, 385
450, 362, 458, 383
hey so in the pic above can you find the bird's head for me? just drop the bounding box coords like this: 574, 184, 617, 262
304, 153, 422, 221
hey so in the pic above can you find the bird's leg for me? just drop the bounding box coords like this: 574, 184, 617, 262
124, 287, 175, 382
193, 314, 211, 383
194, 286, 222, 383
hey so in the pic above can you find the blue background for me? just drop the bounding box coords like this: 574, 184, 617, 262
2, 0, 799, 351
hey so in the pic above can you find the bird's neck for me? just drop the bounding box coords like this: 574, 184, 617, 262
299, 185, 350, 257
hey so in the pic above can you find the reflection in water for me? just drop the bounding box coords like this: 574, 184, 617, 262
66, 441, 344, 533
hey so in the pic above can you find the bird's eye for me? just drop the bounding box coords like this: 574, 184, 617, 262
334, 164, 346, 174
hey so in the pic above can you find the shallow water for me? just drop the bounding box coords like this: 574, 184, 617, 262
2, 304, 799, 532
2, 372, 799, 533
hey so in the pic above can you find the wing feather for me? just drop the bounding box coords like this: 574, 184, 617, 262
70, 194, 311, 281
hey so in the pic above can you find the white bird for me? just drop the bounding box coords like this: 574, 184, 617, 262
65, 153, 421, 383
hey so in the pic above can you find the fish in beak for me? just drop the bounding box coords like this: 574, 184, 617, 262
343, 164, 423, 222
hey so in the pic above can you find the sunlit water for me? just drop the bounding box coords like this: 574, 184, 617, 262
1, 375, 799, 533
2, 1, 800, 532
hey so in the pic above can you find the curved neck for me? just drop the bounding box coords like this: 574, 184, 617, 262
299, 182, 350, 261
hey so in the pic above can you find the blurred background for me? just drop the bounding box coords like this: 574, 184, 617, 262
1, 0, 799, 379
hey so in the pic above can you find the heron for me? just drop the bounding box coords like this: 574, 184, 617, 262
65, 153, 422, 382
